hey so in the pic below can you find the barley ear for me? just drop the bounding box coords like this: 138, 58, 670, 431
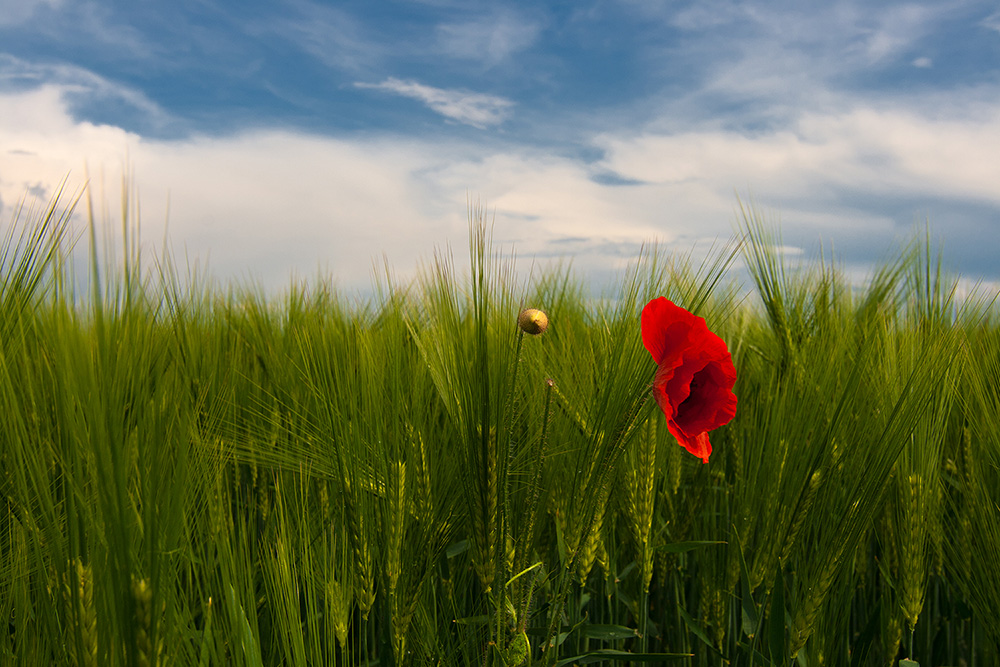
576, 503, 605, 585
899, 473, 929, 631
326, 575, 353, 648
64, 558, 98, 667
788, 541, 845, 656
132, 576, 163, 667
342, 484, 375, 618
471, 430, 499, 592
386, 461, 407, 595
781, 469, 822, 563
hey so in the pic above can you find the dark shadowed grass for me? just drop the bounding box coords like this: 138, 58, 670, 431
1, 190, 998, 666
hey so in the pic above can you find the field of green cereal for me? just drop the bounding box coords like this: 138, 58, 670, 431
2, 189, 999, 666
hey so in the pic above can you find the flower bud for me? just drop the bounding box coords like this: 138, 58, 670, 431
517, 308, 548, 335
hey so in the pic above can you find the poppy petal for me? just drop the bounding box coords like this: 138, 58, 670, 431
641, 297, 700, 365
667, 424, 712, 464
642, 297, 737, 464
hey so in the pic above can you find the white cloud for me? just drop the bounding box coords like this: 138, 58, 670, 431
0, 89, 457, 291
355, 78, 514, 128
798, 107, 1000, 202
0, 84, 704, 293
596, 103, 1000, 207
0, 86, 140, 197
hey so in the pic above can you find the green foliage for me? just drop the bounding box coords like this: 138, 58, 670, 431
1, 190, 998, 667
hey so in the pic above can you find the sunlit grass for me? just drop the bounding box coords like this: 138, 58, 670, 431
2, 188, 999, 666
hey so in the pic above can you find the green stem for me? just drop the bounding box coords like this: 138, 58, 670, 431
514, 377, 555, 625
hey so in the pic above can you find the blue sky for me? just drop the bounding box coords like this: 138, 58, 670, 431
2, 0, 1000, 294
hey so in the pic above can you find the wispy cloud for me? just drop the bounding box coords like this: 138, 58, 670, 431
0, 0, 63, 27
355, 78, 513, 128
981, 9, 1000, 33
650, 1, 950, 97
856, 3, 939, 64
435, 9, 543, 67
0, 55, 173, 132
0, 0, 155, 60
258, 2, 386, 75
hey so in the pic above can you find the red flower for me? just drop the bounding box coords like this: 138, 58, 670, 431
641, 297, 737, 463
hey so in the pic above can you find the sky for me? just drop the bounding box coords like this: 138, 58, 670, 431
2, 0, 1000, 296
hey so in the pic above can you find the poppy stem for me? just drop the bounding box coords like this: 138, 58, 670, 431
514, 377, 555, 626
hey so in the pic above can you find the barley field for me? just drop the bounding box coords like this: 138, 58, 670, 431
2, 191, 999, 666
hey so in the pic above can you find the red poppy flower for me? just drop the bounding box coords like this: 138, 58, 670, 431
641, 297, 737, 463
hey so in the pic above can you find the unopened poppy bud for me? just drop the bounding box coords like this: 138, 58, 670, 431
518, 308, 548, 335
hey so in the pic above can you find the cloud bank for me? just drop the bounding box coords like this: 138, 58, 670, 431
4, 77, 999, 296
